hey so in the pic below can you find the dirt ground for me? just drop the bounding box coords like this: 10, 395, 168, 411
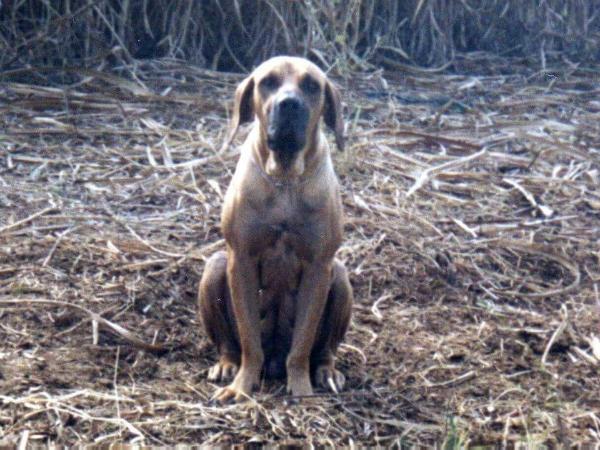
1, 58, 599, 446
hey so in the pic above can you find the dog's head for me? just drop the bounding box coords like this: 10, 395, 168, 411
223, 56, 344, 170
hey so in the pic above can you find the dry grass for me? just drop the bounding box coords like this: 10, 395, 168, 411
2, 0, 599, 72
1, 57, 600, 446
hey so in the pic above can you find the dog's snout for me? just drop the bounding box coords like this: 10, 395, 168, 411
278, 95, 302, 113
267, 91, 310, 160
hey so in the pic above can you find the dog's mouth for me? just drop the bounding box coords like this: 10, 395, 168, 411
266, 95, 309, 168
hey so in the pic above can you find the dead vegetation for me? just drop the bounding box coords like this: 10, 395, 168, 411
2, 0, 599, 72
1, 0, 600, 445
1, 55, 599, 446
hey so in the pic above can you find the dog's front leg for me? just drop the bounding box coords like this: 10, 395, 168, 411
213, 249, 263, 403
286, 261, 332, 397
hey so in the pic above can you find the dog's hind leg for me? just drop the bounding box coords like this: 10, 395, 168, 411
198, 251, 240, 382
310, 259, 353, 392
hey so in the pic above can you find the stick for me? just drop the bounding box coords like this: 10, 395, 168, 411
0, 297, 181, 353
406, 148, 487, 198
0, 207, 57, 234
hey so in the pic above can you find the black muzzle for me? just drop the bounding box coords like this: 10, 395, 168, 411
267, 94, 309, 167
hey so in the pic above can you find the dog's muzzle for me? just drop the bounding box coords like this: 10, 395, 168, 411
267, 94, 309, 167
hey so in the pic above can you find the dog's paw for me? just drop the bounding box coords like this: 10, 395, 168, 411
211, 370, 257, 403
314, 364, 345, 393
207, 357, 239, 382
212, 385, 249, 403
286, 371, 314, 397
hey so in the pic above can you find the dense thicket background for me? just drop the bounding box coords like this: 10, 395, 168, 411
2, 0, 599, 72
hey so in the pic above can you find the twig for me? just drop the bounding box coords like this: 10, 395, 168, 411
113, 346, 122, 438
495, 240, 581, 298
102, 206, 185, 259
406, 148, 487, 197
542, 305, 569, 365
0, 297, 181, 353
0, 206, 57, 234
42, 226, 78, 266
17, 430, 29, 450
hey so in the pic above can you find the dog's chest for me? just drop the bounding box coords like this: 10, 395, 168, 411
246, 189, 325, 289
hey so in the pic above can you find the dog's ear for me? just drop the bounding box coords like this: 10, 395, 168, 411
220, 74, 255, 152
323, 79, 344, 152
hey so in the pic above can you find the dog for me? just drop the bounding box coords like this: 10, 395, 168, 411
198, 56, 352, 402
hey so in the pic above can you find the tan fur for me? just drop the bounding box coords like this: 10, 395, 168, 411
198, 56, 352, 402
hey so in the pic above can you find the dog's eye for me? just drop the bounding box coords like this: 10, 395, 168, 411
300, 76, 320, 94
260, 75, 280, 90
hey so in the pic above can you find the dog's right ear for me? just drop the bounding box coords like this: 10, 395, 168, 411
220, 75, 255, 152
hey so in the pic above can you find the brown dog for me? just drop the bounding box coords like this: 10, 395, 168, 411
198, 56, 352, 402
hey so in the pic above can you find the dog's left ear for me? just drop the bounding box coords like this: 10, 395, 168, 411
220, 74, 255, 152
324, 80, 344, 152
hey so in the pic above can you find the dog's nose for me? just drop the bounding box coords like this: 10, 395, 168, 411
278, 95, 302, 113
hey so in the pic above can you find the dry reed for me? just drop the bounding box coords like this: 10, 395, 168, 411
1, 0, 599, 72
